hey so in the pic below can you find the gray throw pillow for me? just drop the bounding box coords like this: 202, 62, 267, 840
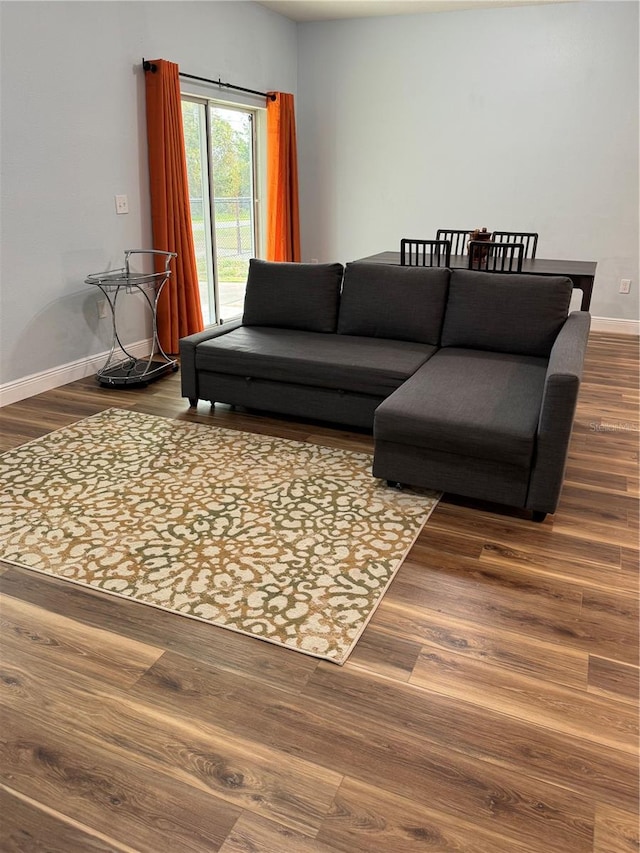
337, 263, 450, 345
441, 270, 573, 357
242, 258, 344, 333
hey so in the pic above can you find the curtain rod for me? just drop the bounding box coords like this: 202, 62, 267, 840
142, 59, 276, 101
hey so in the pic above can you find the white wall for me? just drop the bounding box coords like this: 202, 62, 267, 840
0, 0, 296, 390
1, 0, 637, 401
297, 1, 639, 322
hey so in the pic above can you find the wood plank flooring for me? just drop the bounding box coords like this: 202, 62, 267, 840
0, 330, 638, 853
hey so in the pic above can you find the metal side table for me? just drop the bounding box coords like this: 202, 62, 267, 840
85, 249, 179, 387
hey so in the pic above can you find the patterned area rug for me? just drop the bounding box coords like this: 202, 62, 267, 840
0, 409, 439, 664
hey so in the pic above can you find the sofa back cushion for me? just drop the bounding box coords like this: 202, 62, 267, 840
441, 270, 573, 357
337, 262, 450, 345
242, 259, 344, 333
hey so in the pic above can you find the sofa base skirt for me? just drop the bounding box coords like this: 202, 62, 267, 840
372, 439, 530, 509
193, 371, 385, 430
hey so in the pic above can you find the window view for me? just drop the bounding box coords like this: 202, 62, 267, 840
182, 99, 259, 325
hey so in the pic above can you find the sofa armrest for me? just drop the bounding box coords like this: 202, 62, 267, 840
526, 311, 591, 513
179, 319, 243, 402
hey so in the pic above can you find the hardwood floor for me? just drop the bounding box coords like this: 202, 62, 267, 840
0, 331, 638, 853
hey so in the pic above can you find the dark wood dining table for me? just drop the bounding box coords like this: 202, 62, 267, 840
352, 252, 597, 311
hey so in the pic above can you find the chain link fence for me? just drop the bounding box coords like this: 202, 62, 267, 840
190, 197, 253, 257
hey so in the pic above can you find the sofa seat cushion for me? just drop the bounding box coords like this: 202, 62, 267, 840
375, 348, 548, 467
195, 327, 437, 396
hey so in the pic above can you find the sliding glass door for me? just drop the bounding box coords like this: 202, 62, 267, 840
181, 98, 261, 325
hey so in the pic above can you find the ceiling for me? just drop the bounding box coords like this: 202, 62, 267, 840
257, 0, 573, 23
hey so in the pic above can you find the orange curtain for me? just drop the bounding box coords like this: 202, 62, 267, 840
266, 92, 301, 262
144, 59, 204, 353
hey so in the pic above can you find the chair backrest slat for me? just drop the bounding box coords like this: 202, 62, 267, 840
492, 231, 538, 259
401, 238, 451, 268
468, 240, 524, 273
435, 229, 473, 256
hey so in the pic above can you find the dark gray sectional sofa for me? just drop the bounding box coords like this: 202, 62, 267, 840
180, 259, 591, 520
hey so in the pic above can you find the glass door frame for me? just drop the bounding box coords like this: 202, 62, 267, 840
181, 93, 265, 327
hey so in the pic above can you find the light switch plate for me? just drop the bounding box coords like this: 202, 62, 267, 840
115, 194, 129, 215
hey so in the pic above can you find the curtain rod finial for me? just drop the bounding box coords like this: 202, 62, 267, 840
143, 58, 157, 73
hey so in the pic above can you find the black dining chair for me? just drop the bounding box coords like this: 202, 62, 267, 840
435, 229, 473, 256
492, 231, 538, 259
401, 238, 451, 268
468, 240, 524, 273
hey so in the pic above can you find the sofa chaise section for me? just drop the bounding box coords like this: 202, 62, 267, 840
373, 270, 591, 518
373, 348, 549, 509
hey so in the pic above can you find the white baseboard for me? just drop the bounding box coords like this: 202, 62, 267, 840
0, 339, 153, 407
591, 316, 639, 336
1, 317, 637, 408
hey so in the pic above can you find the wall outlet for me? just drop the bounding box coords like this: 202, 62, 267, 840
97, 298, 107, 319
114, 194, 129, 214
619, 278, 631, 294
